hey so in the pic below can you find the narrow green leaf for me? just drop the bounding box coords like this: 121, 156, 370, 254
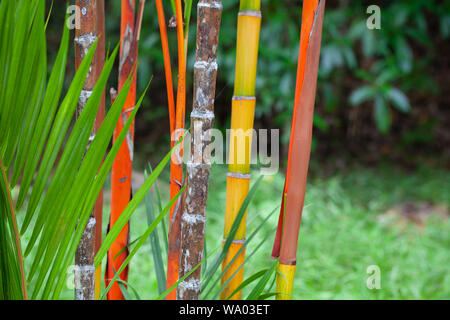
202, 175, 263, 289
144, 170, 166, 295
245, 260, 278, 300
101, 187, 185, 300
227, 269, 267, 300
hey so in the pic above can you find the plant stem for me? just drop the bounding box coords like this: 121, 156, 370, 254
177, 0, 222, 300
93, 0, 105, 300
74, 0, 104, 300
221, 0, 261, 300
272, 0, 325, 300
0, 157, 27, 300
166, 0, 186, 300
183, 0, 193, 60
107, 0, 145, 300
155, 0, 176, 135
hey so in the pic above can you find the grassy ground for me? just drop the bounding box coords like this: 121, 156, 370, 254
115, 163, 449, 300
45, 163, 449, 299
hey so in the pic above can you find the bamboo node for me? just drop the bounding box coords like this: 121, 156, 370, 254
198, 1, 223, 10
190, 109, 215, 120
122, 106, 135, 115
187, 161, 210, 169
194, 60, 218, 71
182, 212, 206, 224
223, 238, 246, 244
227, 172, 251, 180
238, 10, 262, 18
232, 95, 256, 101
178, 278, 202, 291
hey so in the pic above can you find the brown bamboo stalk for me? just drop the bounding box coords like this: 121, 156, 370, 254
74, 0, 104, 300
176, 0, 222, 300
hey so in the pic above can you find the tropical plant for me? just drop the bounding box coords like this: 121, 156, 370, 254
106, 0, 146, 301
177, 0, 223, 300
271, 0, 325, 300
221, 0, 262, 300
73, 0, 105, 300
0, 0, 176, 300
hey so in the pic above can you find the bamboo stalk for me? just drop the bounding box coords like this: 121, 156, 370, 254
166, 0, 186, 300
177, 0, 222, 300
155, 0, 176, 135
74, 0, 104, 300
272, 0, 325, 300
106, 0, 145, 300
220, 0, 261, 300
94, 0, 105, 301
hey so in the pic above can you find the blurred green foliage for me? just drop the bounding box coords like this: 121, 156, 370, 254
47, 0, 450, 161
136, 0, 449, 160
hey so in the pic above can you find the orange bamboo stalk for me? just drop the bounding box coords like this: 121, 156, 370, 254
74, 0, 104, 300
106, 0, 145, 300
166, 0, 186, 300
155, 0, 176, 136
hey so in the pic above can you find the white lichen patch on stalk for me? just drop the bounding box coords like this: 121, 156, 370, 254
182, 212, 206, 225
194, 60, 218, 71
190, 109, 214, 120
119, 24, 133, 71
178, 279, 202, 297
78, 89, 93, 110
83, 217, 96, 239
74, 33, 97, 56
74, 265, 95, 300
198, 1, 223, 9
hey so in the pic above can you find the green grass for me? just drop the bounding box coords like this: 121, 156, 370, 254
121, 164, 449, 299
39, 163, 449, 299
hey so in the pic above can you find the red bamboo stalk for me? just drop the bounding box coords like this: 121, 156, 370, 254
155, 0, 176, 136
166, 0, 186, 300
74, 0, 105, 300
106, 0, 145, 300
272, 0, 322, 260
93, 0, 105, 300
271, 1, 325, 298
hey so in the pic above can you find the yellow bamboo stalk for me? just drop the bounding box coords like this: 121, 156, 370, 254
221, 0, 261, 300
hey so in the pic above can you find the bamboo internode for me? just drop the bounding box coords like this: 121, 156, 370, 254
221, 0, 261, 300
107, 0, 145, 300
272, 0, 325, 300
155, 0, 176, 136
166, 0, 187, 300
177, 0, 223, 300
74, 0, 105, 301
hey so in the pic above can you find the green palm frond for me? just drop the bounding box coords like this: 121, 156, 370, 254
0, 0, 169, 300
